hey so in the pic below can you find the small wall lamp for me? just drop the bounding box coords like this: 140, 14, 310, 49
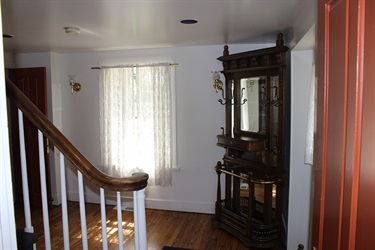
212, 71, 244, 105
212, 71, 223, 93
69, 75, 81, 94
212, 71, 232, 105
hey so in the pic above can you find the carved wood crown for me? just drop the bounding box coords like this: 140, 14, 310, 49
217, 33, 289, 72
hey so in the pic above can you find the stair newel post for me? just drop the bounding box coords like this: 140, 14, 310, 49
133, 187, 147, 250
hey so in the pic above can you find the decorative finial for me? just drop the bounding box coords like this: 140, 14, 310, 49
276, 33, 284, 47
223, 45, 229, 56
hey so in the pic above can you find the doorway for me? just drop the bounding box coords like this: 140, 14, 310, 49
8, 67, 52, 207
287, 25, 316, 249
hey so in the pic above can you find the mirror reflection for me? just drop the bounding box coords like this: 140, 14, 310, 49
240, 77, 267, 133
239, 75, 280, 135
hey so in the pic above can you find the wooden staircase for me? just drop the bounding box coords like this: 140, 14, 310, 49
6, 78, 149, 250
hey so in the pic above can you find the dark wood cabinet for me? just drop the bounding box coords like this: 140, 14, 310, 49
213, 33, 289, 248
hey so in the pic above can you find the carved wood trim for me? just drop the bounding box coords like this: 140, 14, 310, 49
218, 33, 288, 73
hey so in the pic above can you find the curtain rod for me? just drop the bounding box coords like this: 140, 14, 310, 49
91, 63, 178, 70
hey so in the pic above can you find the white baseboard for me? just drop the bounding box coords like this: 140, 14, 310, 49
51, 193, 61, 205
145, 198, 214, 214
66, 191, 215, 214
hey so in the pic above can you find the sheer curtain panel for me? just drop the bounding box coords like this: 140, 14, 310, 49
99, 64, 173, 186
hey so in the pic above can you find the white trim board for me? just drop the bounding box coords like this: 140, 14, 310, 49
67, 191, 215, 214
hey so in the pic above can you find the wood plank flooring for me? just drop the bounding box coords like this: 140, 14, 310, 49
15, 201, 254, 250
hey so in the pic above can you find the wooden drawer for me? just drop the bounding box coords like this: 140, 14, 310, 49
217, 135, 266, 152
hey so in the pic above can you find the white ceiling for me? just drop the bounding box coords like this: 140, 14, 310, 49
1, 0, 315, 53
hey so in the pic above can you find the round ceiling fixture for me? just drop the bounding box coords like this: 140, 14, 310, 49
64, 26, 81, 35
180, 19, 198, 24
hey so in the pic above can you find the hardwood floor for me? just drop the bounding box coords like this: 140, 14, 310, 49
15, 201, 256, 250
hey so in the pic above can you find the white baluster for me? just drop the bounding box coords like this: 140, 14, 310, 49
134, 192, 139, 250
133, 188, 147, 250
100, 188, 108, 250
117, 192, 123, 250
38, 130, 51, 250
59, 153, 70, 249
78, 171, 88, 250
17, 110, 34, 237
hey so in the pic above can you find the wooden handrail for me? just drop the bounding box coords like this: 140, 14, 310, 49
6, 78, 148, 191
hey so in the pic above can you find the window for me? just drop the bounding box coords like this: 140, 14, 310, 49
99, 63, 176, 186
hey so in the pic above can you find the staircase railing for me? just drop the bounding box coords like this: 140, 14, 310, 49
6, 78, 149, 250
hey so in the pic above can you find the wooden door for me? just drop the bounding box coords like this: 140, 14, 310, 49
9, 67, 52, 207
313, 0, 375, 249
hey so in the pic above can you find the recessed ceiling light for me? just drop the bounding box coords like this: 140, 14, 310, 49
180, 19, 198, 24
3, 34, 14, 38
64, 26, 81, 35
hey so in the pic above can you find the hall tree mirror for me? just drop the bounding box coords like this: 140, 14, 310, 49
213, 33, 289, 248
240, 77, 265, 133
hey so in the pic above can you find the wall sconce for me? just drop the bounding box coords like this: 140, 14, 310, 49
68, 75, 81, 94
212, 71, 233, 105
212, 71, 223, 93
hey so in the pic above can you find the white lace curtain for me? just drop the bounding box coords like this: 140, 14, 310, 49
99, 64, 173, 186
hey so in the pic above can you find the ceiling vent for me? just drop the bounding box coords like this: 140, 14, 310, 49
64, 26, 81, 35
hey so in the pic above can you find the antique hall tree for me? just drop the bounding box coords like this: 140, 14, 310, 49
213, 33, 289, 248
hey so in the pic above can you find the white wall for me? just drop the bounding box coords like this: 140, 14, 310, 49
287, 25, 315, 249
15, 43, 270, 214
0, 14, 18, 249
4, 52, 15, 68
287, 0, 317, 48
